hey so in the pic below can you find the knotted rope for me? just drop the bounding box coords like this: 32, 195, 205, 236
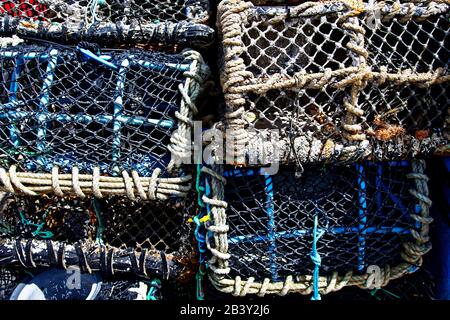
167, 50, 210, 171
0, 165, 191, 201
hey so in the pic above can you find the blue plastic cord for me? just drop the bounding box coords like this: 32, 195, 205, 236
364, 160, 410, 167
376, 164, 383, 215
111, 59, 129, 175
228, 226, 410, 244
0, 110, 174, 128
8, 57, 22, 148
77, 47, 118, 70
223, 168, 262, 177
192, 170, 212, 300
264, 174, 278, 282
76, 48, 191, 72
204, 176, 212, 223
0, 50, 191, 73
356, 163, 367, 272
36, 49, 58, 167
0, 51, 49, 59
311, 215, 324, 300
223, 162, 410, 178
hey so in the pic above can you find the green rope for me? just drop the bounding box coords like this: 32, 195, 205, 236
370, 288, 401, 300
196, 264, 206, 300
92, 197, 104, 244
193, 161, 211, 300
195, 161, 205, 208
0, 146, 51, 168
145, 279, 161, 300
0, 219, 14, 235
18, 207, 53, 239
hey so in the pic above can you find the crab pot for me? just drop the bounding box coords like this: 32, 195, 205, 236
203, 160, 432, 296
0, 0, 214, 49
0, 44, 209, 200
0, 194, 197, 281
218, 0, 449, 166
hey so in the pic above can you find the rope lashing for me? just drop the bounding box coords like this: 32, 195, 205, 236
85, 0, 109, 28
167, 50, 210, 172
310, 215, 325, 300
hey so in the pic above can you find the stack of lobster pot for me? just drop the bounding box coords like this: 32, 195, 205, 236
199, 0, 448, 298
0, 0, 214, 299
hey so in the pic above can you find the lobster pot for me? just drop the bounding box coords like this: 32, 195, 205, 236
0, 44, 209, 200
203, 160, 432, 296
218, 0, 449, 166
0, 193, 196, 281
0, 0, 213, 49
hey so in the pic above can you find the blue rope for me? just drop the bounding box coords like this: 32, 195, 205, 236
310, 215, 325, 300
193, 216, 207, 257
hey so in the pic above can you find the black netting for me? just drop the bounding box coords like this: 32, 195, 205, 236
0, 195, 94, 241
0, 44, 190, 177
218, 0, 449, 165
218, 162, 423, 283
0, 0, 213, 48
0, 187, 198, 285
0, 194, 193, 256
0, 267, 20, 299
96, 277, 162, 300
327, 264, 436, 300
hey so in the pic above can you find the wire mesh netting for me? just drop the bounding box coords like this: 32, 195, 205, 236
0, 0, 214, 49
218, 0, 449, 166
0, 267, 20, 299
202, 160, 432, 296
96, 278, 159, 300
0, 192, 197, 281
0, 43, 209, 199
